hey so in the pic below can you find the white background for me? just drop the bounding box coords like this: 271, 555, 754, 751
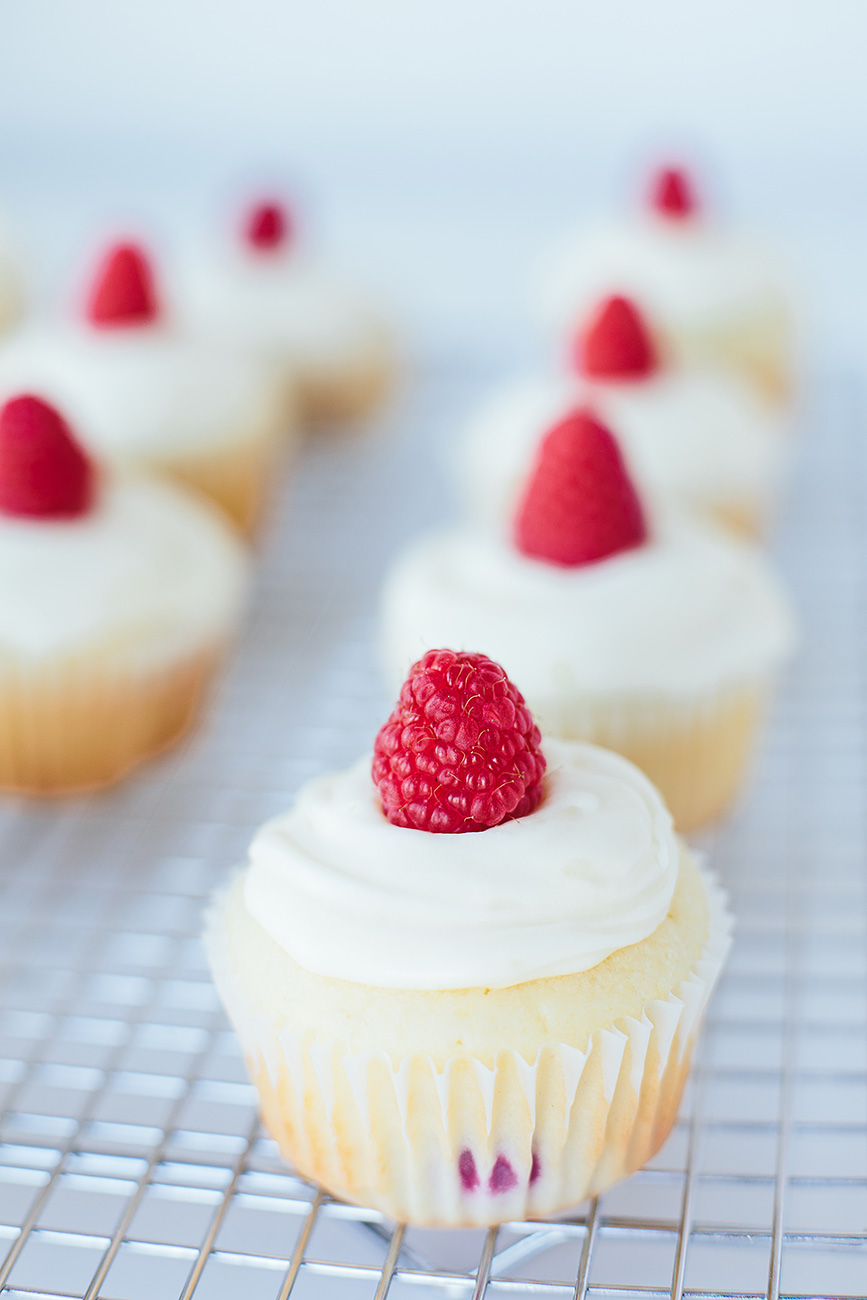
0, 0, 865, 362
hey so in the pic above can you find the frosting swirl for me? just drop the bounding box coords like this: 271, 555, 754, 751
0, 324, 279, 459
180, 249, 382, 367
536, 216, 791, 334
458, 370, 785, 531
381, 517, 795, 699
0, 476, 248, 666
243, 739, 678, 991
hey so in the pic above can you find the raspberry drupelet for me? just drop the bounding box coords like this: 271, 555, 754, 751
373, 649, 546, 833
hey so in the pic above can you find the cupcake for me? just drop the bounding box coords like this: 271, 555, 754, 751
0, 241, 290, 532
179, 198, 394, 425
458, 295, 787, 539
534, 164, 795, 406
0, 394, 248, 793
206, 648, 731, 1226
383, 414, 794, 830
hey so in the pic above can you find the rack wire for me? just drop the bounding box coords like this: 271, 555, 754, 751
0, 362, 864, 1299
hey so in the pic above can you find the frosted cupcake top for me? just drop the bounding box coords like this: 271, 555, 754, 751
381, 515, 794, 699
535, 167, 790, 336
0, 393, 248, 668
458, 368, 785, 528
536, 217, 789, 334
244, 737, 678, 990
0, 324, 281, 458
0, 474, 247, 666
0, 241, 281, 462
179, 199, 384, 368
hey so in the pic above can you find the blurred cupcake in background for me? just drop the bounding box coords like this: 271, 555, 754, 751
0, 394, 248, 793
534, 163, 797, 408
457, 294, 788, 539
384, 411, 795, 830
0, 240, 291, 533
179, 196, 395, 425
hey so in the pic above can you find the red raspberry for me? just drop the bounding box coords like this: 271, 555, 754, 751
514, 408, 647, 567
373, 649, 546, 834
575, 295, 658, 380
87, 242, 159, 327
0, 395, 95, 519
649, 165, 697, 220
245, 201, 292, 253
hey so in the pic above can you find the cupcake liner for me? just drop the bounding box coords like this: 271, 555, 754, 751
207, 869, 732, 1227
532, 680, 769, 832
670, 301, 794, 409
294, 328, 395, 425
150, 399, 291, 534
0, 644, 223, 794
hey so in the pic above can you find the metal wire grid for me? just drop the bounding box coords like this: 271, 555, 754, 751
0, 363, 863, 1299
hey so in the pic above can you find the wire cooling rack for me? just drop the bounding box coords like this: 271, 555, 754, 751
0, 360, 864, 1300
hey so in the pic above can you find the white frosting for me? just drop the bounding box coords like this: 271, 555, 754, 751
180, 247, 383, 370
0, 476, 248, 666
456, 370, 786, 529
381, 518, 794, 700
243, 738, 678, 990
535, 215, 791, 335
0, 323, 280, 462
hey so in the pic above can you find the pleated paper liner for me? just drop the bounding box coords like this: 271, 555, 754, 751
207, 863, 731, 1227
0, 643, 224, 793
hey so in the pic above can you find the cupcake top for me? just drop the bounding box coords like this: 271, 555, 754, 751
179, 198, 384, 368
535, 165, 790, 336
458, 296, 785, 528
386, 412, 794, 698
0, 395, 248, 666
0, 242, 281, 461
243, 649, 679, 989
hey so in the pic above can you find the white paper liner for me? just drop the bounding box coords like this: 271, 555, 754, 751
206, 866, 732, 1227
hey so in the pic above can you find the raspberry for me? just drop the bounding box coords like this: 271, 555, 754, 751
576, 295, 658, 380
245, 201, 291, 252
514, 408, 647, 567
649, 165, 697, 220
87, 242, 159, 327
0, 395, 95, 519
373, 649, 546, 834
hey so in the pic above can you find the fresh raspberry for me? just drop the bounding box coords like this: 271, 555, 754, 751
514, 408, 647, 567
86, 242, 159, 326
373, 649, 546, 834
0, 395, 95, 519
650, 165, 697, 220
245, 201, 291, 252
575, 295, 658, 380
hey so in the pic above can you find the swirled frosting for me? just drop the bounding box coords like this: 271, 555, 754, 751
381, 517, 795, 699
457, 370, 786, 530
180, 247, 383, 368
243, 738, 678, 990
535, 216, 791, 335
0, 476, 248, 666
0, 323, 280, 460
